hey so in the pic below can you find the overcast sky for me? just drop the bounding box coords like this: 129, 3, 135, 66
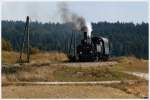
2, 1, 148, 23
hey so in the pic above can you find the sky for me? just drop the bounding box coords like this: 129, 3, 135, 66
2, 1, 148, 23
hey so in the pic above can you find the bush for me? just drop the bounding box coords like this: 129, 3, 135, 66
30, 47, 40, 54
2, 38, 12, 51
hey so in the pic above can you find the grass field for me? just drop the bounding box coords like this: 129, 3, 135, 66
2, 64, 142, 83
110, 56, 148, 73
2, 51, 68, 64
2, 51, 149, 98
2, 51, 148, 73
2, 51, 148, 83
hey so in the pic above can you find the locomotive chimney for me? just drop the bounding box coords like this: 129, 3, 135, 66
84, 32, 88, 39
81, 26, 88, 40
81, 26, 91, 44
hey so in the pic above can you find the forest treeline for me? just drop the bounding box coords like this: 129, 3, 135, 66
2, 20, 148, 59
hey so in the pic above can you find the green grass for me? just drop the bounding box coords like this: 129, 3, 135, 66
53, 67, 141, 82
2, 65, 142, 83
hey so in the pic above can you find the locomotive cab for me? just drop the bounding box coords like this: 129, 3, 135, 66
92, 37, 110, 61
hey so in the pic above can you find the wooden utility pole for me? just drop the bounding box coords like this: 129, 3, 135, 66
73, 32, 76, 58
26, 16, 30, 63
19, 16, 30, 63
69, 32, 73, 54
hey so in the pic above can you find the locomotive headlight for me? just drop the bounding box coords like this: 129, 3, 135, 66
79, 52, 82, 54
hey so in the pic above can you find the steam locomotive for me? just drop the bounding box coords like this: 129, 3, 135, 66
76, 31, 110, 61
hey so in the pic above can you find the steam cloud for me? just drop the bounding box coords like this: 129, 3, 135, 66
58, 2, 92, 37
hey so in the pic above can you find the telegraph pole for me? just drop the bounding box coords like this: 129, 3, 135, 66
69, 31, 73, 55
26, 16, 30, 63
73, 31, 76, 58
19, 16, 30, 63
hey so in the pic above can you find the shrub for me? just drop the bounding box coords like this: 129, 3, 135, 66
2, 38, 12, 51
30, 47, 40, 54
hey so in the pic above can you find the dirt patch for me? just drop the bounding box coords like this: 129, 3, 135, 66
60, 61, 118, 67
104, 81, 148, 98
2, 85, 136, 98
125, 81, 148, 98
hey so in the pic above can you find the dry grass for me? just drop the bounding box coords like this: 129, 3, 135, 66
2, 65, 57, 83
111, 56, 148, 73
125, 81, 148, 97
2, 51, 148, 83
2, 51, 69, 64
2, 51, 25, 64
2, 63, 142, 83
31, 51, 68, 62
2, 52, 148, 98
103, 80, 148, 98
53, 67, 141, 81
